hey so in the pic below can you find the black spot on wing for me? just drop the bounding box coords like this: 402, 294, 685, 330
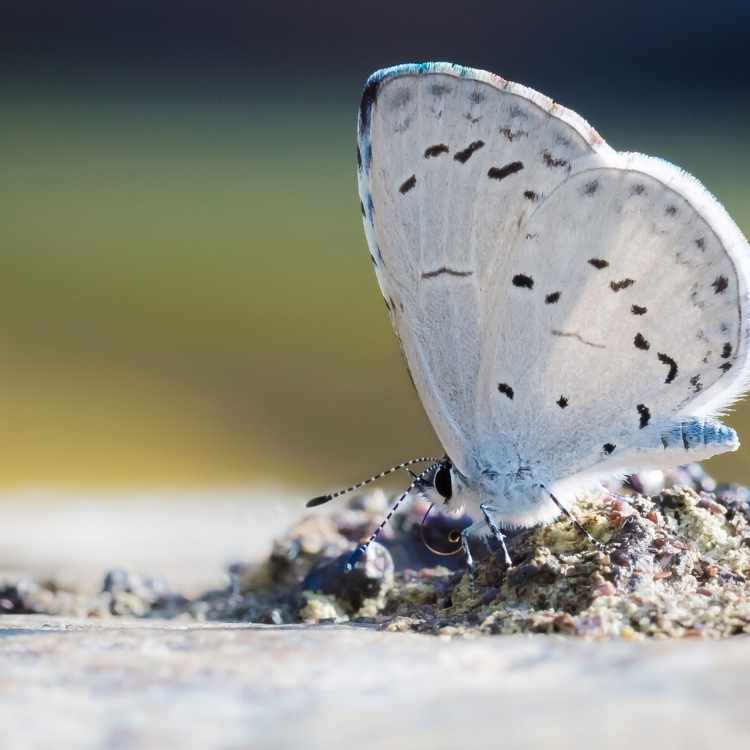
523, 190, 540, 201
399, 175, 417, 194
634, 333, 650, 351
582, 180, 599, 195
610, 279, 635, 292
541, 150, 569, 168
665, 204, 678, 216
498, 383, 514, 399
712, 275, 729, 294
695, 237, 706, 251
637, 404, 651, 429
722, 342, 733, 359
719, 362, 733, 373
500, 128, 528, 141
454, 140, 485, 163
389, 88, 411, 109
603, 443, 616, 455
545, 291, 561, 304
657, 352, 678, 384
631, 305, 648, 315
431, 83, 451, 96
557, 395, 568, 409
425, 144, 449, 158
421, 267, 474, 280
690, 374, 702, 393
488, 162, 524, 180
512, 274, 534, 289
588, 258, 609, 269
630, 184, 646, 196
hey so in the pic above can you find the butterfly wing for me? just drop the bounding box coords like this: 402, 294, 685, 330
357, 63, 750, 481
357, 63, 613, 472
481, 152, 750, 482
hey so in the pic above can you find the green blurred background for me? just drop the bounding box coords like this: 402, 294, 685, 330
1, 1, 748, 489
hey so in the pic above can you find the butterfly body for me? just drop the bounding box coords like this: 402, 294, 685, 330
355, 63, 750, 535
448, 463, 554, 529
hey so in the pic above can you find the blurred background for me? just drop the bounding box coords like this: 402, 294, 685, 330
1, 0, 749, 491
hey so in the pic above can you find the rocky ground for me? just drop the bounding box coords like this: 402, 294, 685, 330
2, 466, 750, 638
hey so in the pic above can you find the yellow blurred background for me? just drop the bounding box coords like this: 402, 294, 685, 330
1, 2, 749, 490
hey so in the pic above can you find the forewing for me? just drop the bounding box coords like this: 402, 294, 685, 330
357, 63, 612, 471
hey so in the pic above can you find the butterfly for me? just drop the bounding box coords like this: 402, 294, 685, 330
308, 62, 750, 574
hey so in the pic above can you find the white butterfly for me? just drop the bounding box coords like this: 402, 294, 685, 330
311, 62, 750, 571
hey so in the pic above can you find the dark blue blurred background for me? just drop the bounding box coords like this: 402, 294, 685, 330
1, 1, 748, 488
3, 1, 748, 96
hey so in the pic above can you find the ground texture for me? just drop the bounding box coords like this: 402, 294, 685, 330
2, 616, 750, 750
2, 470, 750, 749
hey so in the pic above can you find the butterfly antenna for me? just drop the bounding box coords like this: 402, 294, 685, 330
306, 456, 441, 507
346, 463, 438, 570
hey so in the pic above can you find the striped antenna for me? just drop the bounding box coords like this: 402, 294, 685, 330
345, 462, 439, 570
306, 457, 441, 507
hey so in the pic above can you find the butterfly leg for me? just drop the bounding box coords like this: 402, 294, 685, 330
479, 504, 513, 567
541, 486, 604, 551
459, 527, 478, 587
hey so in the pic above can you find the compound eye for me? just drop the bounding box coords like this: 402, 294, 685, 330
434, 463, 452, 500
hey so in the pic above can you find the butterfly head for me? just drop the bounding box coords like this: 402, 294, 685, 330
412, 456, 458, 505
307, 455, 472, 567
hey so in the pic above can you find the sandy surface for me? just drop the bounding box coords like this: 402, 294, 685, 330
2, 488, 750, 749
1, 616, 749, 750
0, 489, 297, 592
